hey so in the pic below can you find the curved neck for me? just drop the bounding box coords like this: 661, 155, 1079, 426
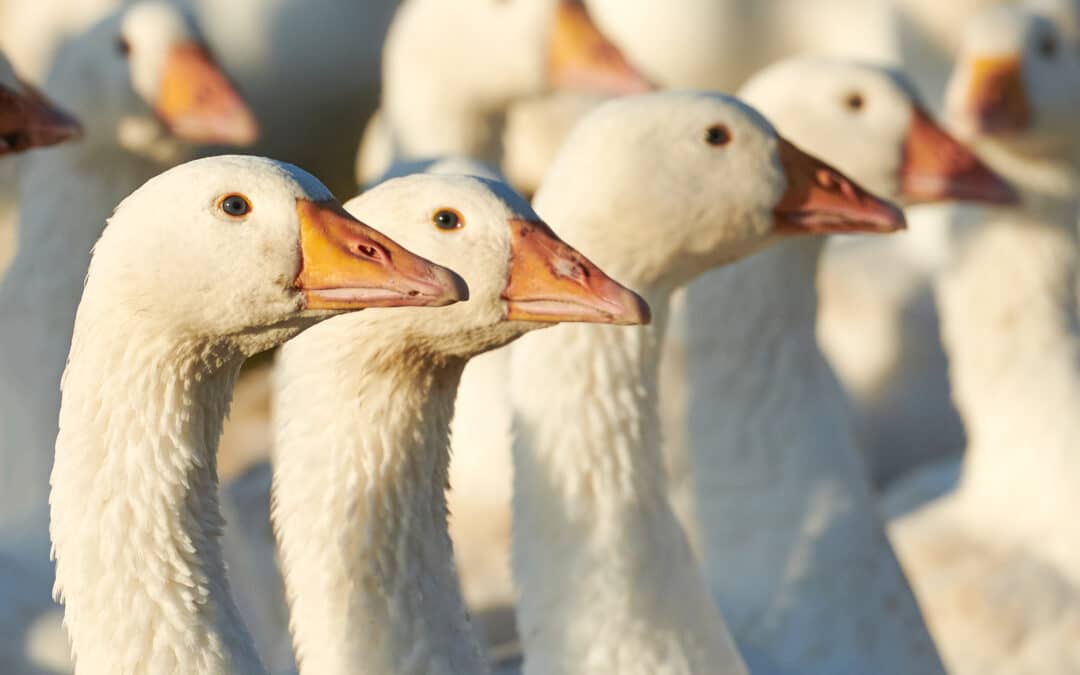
510, 295, 747, 675
941, 214, 1080, 547
50, 318, 263, 674
273, 321, 487, 675
682, 238, 943, 673
0, 145, 173, 530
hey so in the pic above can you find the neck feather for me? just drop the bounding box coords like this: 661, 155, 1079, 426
940, 212, 1080, 559
681, 238, 943, 673
272, 318, 487, 675
0, 145, 176, 529
50, 317, 263, 675
510, 295, 747, 675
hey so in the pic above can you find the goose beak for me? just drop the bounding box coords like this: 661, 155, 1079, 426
774, 138, 906, 235
502, 218, 650, 325
294, 198, 469, 311
900, 105, 1018, 204
547, 0, 654, 96
155, 42, 259, 146
0, 81, 81, 154
963, 54, 1030, 135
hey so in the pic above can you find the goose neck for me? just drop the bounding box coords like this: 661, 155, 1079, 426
510, 294, 746, 674
273, 321, 487, 675
50, 320, 263, 674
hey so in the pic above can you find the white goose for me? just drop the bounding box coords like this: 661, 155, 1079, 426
681, 57, 1015, 675
885, 4, 1080, 673
0, 0, 257, 531
357, 0, 650, 186
272, 173, 646, 675
509, 91, 905, 674
48, 154, 465, 674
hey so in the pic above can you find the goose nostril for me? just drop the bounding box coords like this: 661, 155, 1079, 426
815, 168, 837, 190
356, 244, 377, 258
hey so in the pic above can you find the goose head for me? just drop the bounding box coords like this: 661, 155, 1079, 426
384, 0, 650, 117
533, 91, 906, 292
82, 156, 464, 356
0, 51, 80, 155
740, 57, 1017, 205
945, 2, 1080, 156
342, 173, 648, 357
48, 0, 257, 160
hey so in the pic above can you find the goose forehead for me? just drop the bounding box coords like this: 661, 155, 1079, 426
129, 155, 332, 206
121, 0, 195, 46
350, 174, 534, 226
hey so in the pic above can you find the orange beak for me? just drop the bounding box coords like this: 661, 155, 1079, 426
900, 106, 1018, 204
155, 42, 258, 146
964, 55, 1030, 135
503, 218, 650, 325
547, 0, 654, 96
294, 199, 468, 311
774, 138, 906, 235
0, 80, 81, 155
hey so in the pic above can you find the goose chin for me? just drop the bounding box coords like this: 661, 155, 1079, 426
305, 284, 462, 310
775, 208, 906, 235
506, 295, 651, 326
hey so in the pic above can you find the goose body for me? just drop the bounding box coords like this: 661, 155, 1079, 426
272, 173, 646, 675
510, 91, 905, 674
49, 153, 464, 674
884, 4, 1080, 672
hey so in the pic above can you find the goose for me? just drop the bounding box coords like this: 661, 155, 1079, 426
676, 56, 1016, 675
272, 173, 646, 675
0, 0, 257, 532
508, 91, 905, 674
356, 0, 650, 186
48, 154, 465, 674
882, 4, 1080, 673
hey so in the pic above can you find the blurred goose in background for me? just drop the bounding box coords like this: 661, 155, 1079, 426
0, 49, 81, 271
883, 4, 1080, 673
273, 173, 646, 675
0, 0, 399, 195
0, 0, 256, 541
48, 155, 464, 675
682, 56, 1015, 675
356, 0, 651, 186
509, 91, 905, 674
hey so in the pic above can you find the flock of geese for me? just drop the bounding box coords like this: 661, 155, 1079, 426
1, 0, 1079, 673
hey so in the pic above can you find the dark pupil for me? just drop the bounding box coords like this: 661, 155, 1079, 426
705, 125, 730, 146
435, 210, 459, 229
223, 196, 248, 215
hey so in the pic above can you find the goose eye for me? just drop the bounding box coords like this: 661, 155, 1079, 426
219, 194, 251, 217
844, 92, 865, 111
705, 124, 731, 146
1039, 33, 1058, 59
433, 208, 463, 231
116, 36, 131, 57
